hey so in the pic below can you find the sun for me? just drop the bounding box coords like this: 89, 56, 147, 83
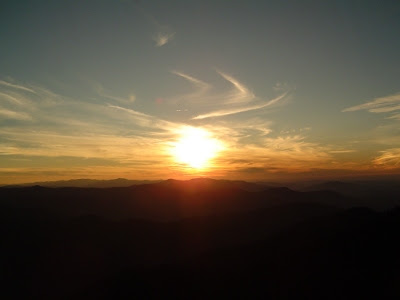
172, 127, 223, 169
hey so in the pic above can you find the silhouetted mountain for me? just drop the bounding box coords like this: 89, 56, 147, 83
300, 180, 400, 209
1, 178, 400, 299
0, 179, 352, 221
160, 177, 273, 191
1, 178, 161, 188
304, 180, 359, 192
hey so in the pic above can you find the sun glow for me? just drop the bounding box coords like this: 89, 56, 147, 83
172, 127, 223, 169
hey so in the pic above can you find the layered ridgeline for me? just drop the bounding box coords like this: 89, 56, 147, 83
1, 178, 400, 299
0, 178, 161, 188
1, 178, 399, 221
1, 178, 353, 221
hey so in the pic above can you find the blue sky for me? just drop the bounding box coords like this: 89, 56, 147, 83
1, 0, 400, 183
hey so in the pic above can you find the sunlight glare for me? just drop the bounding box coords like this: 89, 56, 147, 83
172, 127, 223, 169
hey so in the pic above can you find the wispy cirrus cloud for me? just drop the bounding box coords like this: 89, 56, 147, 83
193, 92, 287, 120
150, 17, 175, 47
0, 108, 32, 121
343, 92, 400, 117
329, 150, 357, 154
0, 128, 171, 161
174, 70, 256, 106
169, 70, 289, 119
0, 78, 182, 168
0, 78, 177, 134
0, 80, 183, 184
153, 30, 175, 47
93, 82, 136, 104
387, 113, 400, 120
0, 79, 65, 124
213, 134, 334, 175
343, 93, 400, 166
127, 1, 175, 48
373, 148, 400, 168
1, 74, 347, 182
0, 80, 36, 94
107, 104, 179, 131
0, 91, 29, 106
170, 71, 211, 104
216, 71, 255, 105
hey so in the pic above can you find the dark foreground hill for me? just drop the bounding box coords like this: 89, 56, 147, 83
1, 178, 399, 299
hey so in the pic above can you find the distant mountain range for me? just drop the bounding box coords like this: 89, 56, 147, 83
0, 178, 338, 221
1, 177, 400, 298
2, 177, 399, 209
3, 176, 399, 193
299, 180, 400, 208
1, 178, 161, 188
1, 178, 398, 222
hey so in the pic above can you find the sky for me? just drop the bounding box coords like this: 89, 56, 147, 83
1, 0, 400, 184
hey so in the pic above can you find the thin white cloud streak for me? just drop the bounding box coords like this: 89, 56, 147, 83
369, 104, 400, 113
172, 71, 210, 92
169, 71, 257, 106
169, 71, 210, 104
93, 82, 136, 104
387, 114, 400, 120
193, 92, 287, 120
225, 118, 273, 136
107, 104, 180, 132
217, 71, 255, 104
262, 135, 329, 157
343, 92, 400, 113
0, 80, 36, 94
0, 91, 27, 105
329, 150, 357, 154
0, 108, 32, 120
